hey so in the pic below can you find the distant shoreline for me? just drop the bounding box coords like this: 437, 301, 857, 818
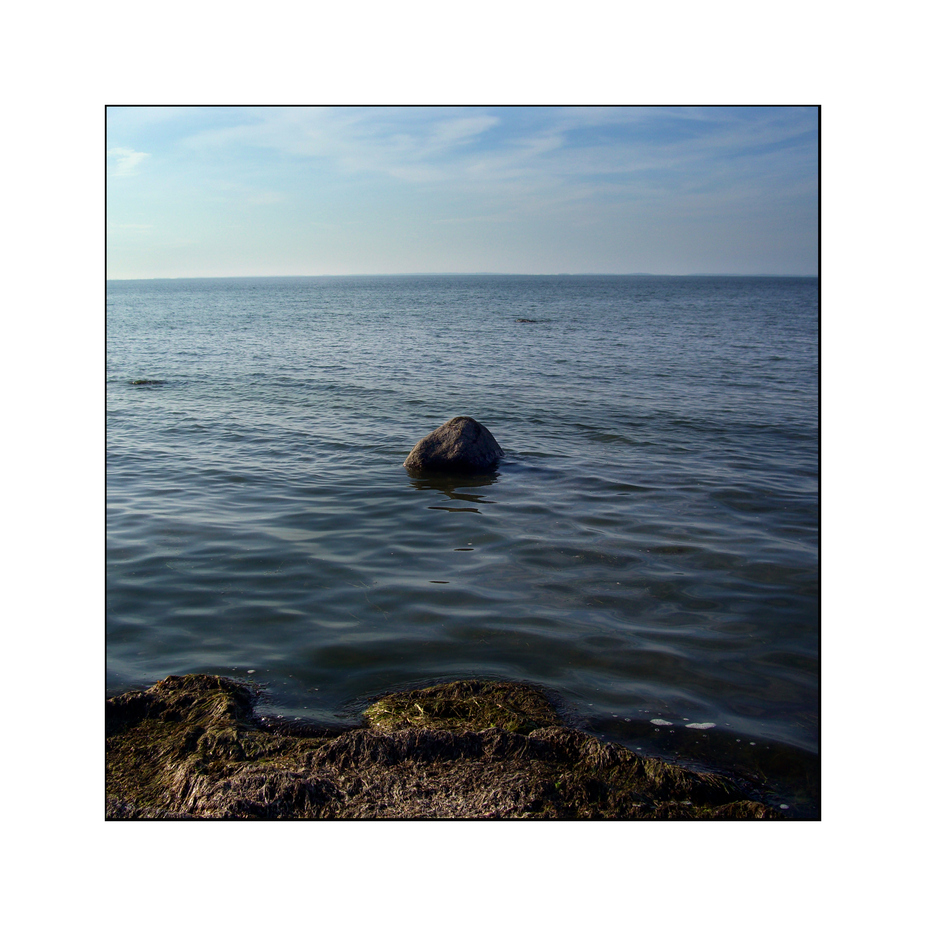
106, 272, 819, 282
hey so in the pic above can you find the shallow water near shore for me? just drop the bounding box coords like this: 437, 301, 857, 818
106, 274, 819, 815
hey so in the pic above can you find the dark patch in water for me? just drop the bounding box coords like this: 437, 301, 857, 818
648, 544, 697, 556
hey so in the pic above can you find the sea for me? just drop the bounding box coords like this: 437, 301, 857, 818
106, 274, 819, 816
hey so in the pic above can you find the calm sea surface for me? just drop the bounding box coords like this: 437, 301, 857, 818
106, 275, 819, 813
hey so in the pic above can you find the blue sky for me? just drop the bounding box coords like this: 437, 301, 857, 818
106, 106, 818, 278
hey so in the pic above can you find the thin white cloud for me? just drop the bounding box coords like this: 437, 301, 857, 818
107, 147, 149, 177
181, 108, 501, 183
425, 114, 500, 151
172, 107, 800, 215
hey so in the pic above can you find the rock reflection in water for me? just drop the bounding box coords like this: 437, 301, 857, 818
406, 470, 499, 515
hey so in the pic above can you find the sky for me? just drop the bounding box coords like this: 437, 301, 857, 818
106, 106, 818, 279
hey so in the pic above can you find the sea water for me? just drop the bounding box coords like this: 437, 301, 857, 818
106, 275, 819, 812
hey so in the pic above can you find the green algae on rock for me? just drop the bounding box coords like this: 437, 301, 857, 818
364, 679, 561, 734
106, 674, 780, 820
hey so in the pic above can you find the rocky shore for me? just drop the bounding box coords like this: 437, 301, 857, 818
106, 674, 780, 820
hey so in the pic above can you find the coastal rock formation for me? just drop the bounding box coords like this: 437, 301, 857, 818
403, 416, 503, 474
106, 674, 779, 820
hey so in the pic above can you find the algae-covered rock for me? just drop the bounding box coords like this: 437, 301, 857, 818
364, 679, 560, 734
106, 674, 780, 820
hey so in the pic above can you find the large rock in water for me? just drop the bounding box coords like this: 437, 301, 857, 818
403, 416, 504, 474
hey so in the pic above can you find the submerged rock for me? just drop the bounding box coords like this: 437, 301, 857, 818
403, 416, 503, 474
106, 674, 780, 820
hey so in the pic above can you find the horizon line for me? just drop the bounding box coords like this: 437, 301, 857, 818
107, 271, 820, 282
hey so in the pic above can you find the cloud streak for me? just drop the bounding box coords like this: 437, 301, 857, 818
213, 106, 815, 218
107, 147, 149, 177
